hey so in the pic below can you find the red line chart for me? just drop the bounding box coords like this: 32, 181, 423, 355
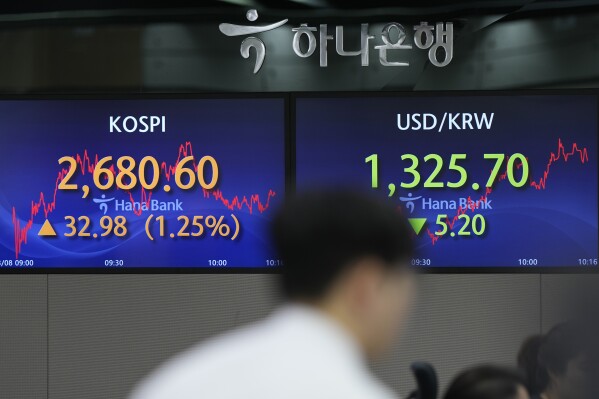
11, 142, 277, 258
424, 138, 589, 244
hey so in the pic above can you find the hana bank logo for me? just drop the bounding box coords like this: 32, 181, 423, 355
219, 9, 288, 74
93, 194, 115, 215
399, 193, 422, 214
219, 9, 454, 74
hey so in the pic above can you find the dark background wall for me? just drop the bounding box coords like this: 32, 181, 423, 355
0, 9, 597, 93
2, 274, 598, 399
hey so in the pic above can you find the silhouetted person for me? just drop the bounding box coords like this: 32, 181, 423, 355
130, 190, 416, 399
536, 323, 591, 399
444, 365, 530, 399
518, 335, 545, 398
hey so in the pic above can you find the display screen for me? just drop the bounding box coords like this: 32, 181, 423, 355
0, 98, 285, 269
296, 95, 598, 268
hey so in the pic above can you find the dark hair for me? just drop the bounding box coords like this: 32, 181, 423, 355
444, 365, 527, 399
271, 190, 414, 300
517, 335, 546, 395
537, 322, 585, 388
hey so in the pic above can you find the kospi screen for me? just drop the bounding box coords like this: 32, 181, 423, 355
295, 94, 598, 269
0, 97, 285, 269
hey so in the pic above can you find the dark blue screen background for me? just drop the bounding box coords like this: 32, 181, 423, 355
296, 95, 598, 268
0, 99, 285, 268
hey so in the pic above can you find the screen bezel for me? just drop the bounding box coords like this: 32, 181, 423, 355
0, 93, 290, 274
291, 89, 599, 274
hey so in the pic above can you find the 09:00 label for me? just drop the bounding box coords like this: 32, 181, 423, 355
0, 259, 35, 267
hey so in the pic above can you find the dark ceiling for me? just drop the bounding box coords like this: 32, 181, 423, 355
1, 0, 597, 12
1, 0, 599, 23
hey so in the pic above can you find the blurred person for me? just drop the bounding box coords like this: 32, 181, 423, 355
130, 190, 416, 399
517, 334, 546, 398
444, 365, 530, 399
536, 323, 591, 399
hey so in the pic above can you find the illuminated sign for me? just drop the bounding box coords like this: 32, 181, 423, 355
219, 9, 454, 73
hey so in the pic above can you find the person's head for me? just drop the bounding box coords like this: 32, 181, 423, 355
517, 334, 546, 396
538, 323, 590, 399
271, 189, 416, 357
444, 365, 530, 399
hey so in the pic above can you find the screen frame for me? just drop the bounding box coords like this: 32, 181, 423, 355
0, 92, 290, 274
291, 89, 599, 274
0, 90, 597, 274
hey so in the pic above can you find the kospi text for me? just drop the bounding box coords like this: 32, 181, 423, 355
109, 115, 166, 133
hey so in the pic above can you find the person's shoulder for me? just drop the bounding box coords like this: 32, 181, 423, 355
129, 321, 270, 399
327, 382, 397, 399
355, 374, 399, 399
273, 373, 397, 399
316, 360, 397, 399
129, 309, 399, 399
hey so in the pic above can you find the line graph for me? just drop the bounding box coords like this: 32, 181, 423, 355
425, 138, 590, 245
11, 141, 277, 259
